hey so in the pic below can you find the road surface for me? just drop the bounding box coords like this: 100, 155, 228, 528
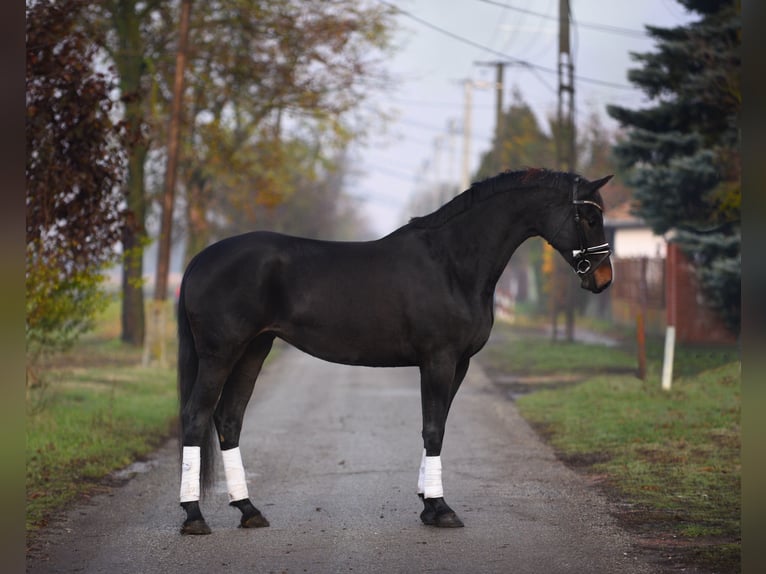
27, 343, 655, 574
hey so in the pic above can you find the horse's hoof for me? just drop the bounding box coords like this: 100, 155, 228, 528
433, 511, 464, 528
240, 510, 270, 528
180, 518, 212, 535
419, 496, 465, 528
420, 508, 465, 528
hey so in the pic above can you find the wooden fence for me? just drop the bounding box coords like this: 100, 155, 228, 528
610, 257, 666, 334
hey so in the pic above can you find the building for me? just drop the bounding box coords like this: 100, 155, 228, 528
605, 204, 735, 345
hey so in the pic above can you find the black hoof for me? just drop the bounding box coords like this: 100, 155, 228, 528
240, 510, 270, 528
231, 498, 270, 528
419, 496, 465, 528
180, 518, 212, 535
180, 501, 211, 535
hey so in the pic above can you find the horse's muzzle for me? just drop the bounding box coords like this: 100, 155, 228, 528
580, 259, 613, 294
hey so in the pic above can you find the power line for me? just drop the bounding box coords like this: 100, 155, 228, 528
478, 0, 648, 39
378, 0, 633, 90
397, 116, 493, 145
363, 163, 418, 182
499, 0, 556, 63
390, 96, 494, 110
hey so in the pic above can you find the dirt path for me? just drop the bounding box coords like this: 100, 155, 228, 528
27, 344, 657, 574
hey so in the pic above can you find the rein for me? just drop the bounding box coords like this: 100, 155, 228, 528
570, 177, 612, 276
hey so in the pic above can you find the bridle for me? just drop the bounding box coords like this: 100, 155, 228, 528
570, 177, 612, 276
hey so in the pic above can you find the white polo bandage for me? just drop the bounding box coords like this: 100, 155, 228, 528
221, 446, 249, 502
423, 455, 444, 499
417, 449, 427, 494
180, 446, 201, 503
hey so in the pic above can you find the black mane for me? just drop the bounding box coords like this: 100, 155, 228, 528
408, 168, 574, 229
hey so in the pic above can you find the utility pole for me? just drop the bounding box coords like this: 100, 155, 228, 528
474, 61, 508, 174
457, 78, 496, 190
145, 0, 192, 367
460, 79, 473, 191
557, 0, 575, 173
448, 119, 458, 185
557, 0, 577, 342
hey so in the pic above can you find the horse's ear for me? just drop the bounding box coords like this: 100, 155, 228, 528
584, 175, 613, 195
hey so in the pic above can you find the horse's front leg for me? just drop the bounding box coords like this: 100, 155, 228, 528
416, 355, 467, 528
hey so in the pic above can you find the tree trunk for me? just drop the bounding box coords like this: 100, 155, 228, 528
121, 204, 145, 346
184, 176, 211, 269
121, 141, 147, 346
154, 0, 192, 303
113, 0, 148, 346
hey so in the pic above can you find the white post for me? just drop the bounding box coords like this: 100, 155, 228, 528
661, 325, 676, 391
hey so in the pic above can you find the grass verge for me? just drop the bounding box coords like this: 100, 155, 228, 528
26, 301, 178, 537
26, 363, 177, 533
478, 320, 741, 573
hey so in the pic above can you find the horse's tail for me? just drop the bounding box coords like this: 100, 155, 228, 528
177, 270, 217, 496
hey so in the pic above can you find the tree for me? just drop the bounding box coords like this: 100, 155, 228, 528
251, 147, 372, 241
177, 0, 394, 263
577, 108, 632, 212
26, 0, 125, 374
93, 0, 175, 346
473, 89, 556, 312
474, 87, 556, 181
86, 0, 394, 345
607, 0, 741, 334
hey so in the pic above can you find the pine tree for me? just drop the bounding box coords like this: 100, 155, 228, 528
607, 0, 740, 334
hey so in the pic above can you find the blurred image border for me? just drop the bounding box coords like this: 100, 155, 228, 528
5, 1, 26, 572
741, 1, 766, 572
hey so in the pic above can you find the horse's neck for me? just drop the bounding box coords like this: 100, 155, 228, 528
433, 187, 542, 297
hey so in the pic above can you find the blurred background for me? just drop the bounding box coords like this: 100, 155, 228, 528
27, 0, 740, 361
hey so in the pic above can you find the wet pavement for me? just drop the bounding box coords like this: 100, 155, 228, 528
27, 343, 656, 574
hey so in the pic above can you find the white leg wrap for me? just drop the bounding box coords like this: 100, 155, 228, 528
417, 449, 427, 495
423, 455, 444, 499
221, 446, 249, 502
180, 446, 201, 503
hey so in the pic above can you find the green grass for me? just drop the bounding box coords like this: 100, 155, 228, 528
478, 320, 741, 572
517, 365, 740, 534
484, 332, 637, 375
26, 364, 177, 532
26, 301, 178, 535
485, 320, 739, 379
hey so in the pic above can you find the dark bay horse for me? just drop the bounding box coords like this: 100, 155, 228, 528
176, 168, 613, 534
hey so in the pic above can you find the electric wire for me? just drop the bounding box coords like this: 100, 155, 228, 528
377, 0, 633, 91
478, 0, 648, 39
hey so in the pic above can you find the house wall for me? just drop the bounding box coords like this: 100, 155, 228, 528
610, 256, 666, 336
613, 227, 667, 258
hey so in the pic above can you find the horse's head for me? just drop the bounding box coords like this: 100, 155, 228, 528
544, 173, 613, 294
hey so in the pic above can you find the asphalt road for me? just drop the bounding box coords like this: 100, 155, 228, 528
27, 343, 656, 574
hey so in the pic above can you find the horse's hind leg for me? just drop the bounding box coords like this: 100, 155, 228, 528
180, 355, 236, 535
214, 334, 275, 529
